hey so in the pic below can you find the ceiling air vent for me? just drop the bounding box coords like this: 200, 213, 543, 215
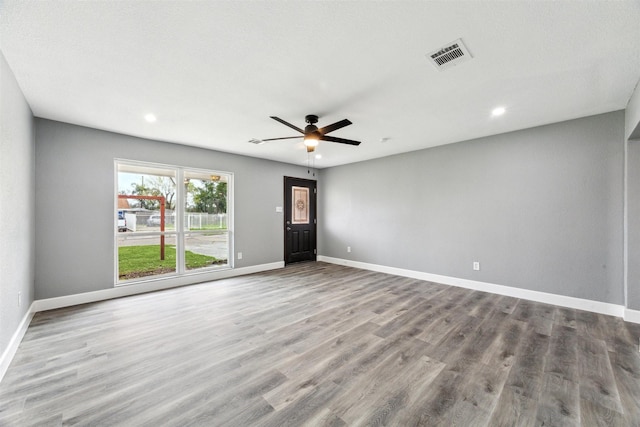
426, 38, 472, 71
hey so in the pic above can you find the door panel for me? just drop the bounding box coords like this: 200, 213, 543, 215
284, 177, 316, 264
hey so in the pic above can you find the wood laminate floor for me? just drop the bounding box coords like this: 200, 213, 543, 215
1, 262, 639, 426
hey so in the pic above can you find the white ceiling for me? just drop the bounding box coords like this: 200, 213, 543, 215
2, 1, 640, 168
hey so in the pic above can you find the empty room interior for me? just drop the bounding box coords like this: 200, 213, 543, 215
2, 1, 640, 425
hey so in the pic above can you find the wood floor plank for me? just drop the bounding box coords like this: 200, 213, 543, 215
1, 262, 638, 426
340, 354, 446, 426
465, 318, 527, 421
577, 334, 624, 414
264, 322, 382, 411
391, 368, 460, 425
259, 381, 344, 427
580, 398, 627, 427
512, 299, 555, 336
158, 370, 286, 427
486, 326, 549, 426
554, 306, 578, 329
545, 323, 579, 383
609, 336, 640, 426
297, 407, 347, 427
326, 326, 431, 387
534, 373, 580, 427
331, 346, 445, 424
487, 385, 538, 427
494, 294, 519, 315
504, 326, 551, 399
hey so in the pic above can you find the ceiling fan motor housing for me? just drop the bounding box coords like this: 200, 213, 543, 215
304, 115, 321, 140
305, 114, 319, 124
304, 124, 319, 134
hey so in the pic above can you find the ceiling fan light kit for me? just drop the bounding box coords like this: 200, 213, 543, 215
251, 114, 361, 154
304, 139, 319, 152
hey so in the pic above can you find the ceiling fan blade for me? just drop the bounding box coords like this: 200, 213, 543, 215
270, 116, 304, 134
261, 136, 302, 142
321, 135, 361, 146
318, 119, 352, 135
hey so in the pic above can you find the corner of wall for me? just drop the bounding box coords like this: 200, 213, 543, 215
0, 51, 36, 382
626, 77, 640, 141
0, 303, 36, 382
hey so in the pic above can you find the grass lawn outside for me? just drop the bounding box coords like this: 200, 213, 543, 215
118, 245, 223, 280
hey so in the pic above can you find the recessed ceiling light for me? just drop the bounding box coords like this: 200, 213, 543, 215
491, 107, 506, 117
315, 154, 322, 159
145, 113, 157, 123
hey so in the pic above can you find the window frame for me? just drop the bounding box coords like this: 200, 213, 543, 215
114, 159, 234, 286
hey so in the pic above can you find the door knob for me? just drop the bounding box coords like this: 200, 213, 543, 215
286, 227, 291, 231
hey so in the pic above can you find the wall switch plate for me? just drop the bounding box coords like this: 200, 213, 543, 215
237, 252, 243, 260
473, 262, 480, 271
347, 246, 351, 253
275, 206, 283, 213
18, 291, 22, 307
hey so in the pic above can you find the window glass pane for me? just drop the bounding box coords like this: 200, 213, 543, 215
184, 232, 229, 271
183, 170, 229, 272
117, 166, 177, 233
184, 172, 228, 232
117, 233, 177, 281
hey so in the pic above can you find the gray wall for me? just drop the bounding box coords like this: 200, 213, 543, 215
320, 111, 625, 305
34, 119, 313, 299
628, 140, 640, 310
0, 52, 35, 354
626, 79, 640, 310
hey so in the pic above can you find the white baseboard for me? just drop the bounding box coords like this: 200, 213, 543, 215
0, 302, 36, 383
318, 256, 634, 322
33, 261, 284, 312
625, 308, 640, 324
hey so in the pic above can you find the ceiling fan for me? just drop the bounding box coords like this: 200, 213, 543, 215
251, 115, 361, 152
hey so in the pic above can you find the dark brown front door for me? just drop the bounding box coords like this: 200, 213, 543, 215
284, 177, 317, 264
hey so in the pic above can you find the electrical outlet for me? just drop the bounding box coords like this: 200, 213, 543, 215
237, 252, 243, 260
473, 262, 480, 271
347, 246, 351, 253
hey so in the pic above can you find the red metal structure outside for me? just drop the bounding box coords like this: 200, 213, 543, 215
117, 195, 167, 260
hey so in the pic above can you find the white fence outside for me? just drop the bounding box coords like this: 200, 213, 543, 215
185, 213, 227, 230
120, 211, 227, 231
